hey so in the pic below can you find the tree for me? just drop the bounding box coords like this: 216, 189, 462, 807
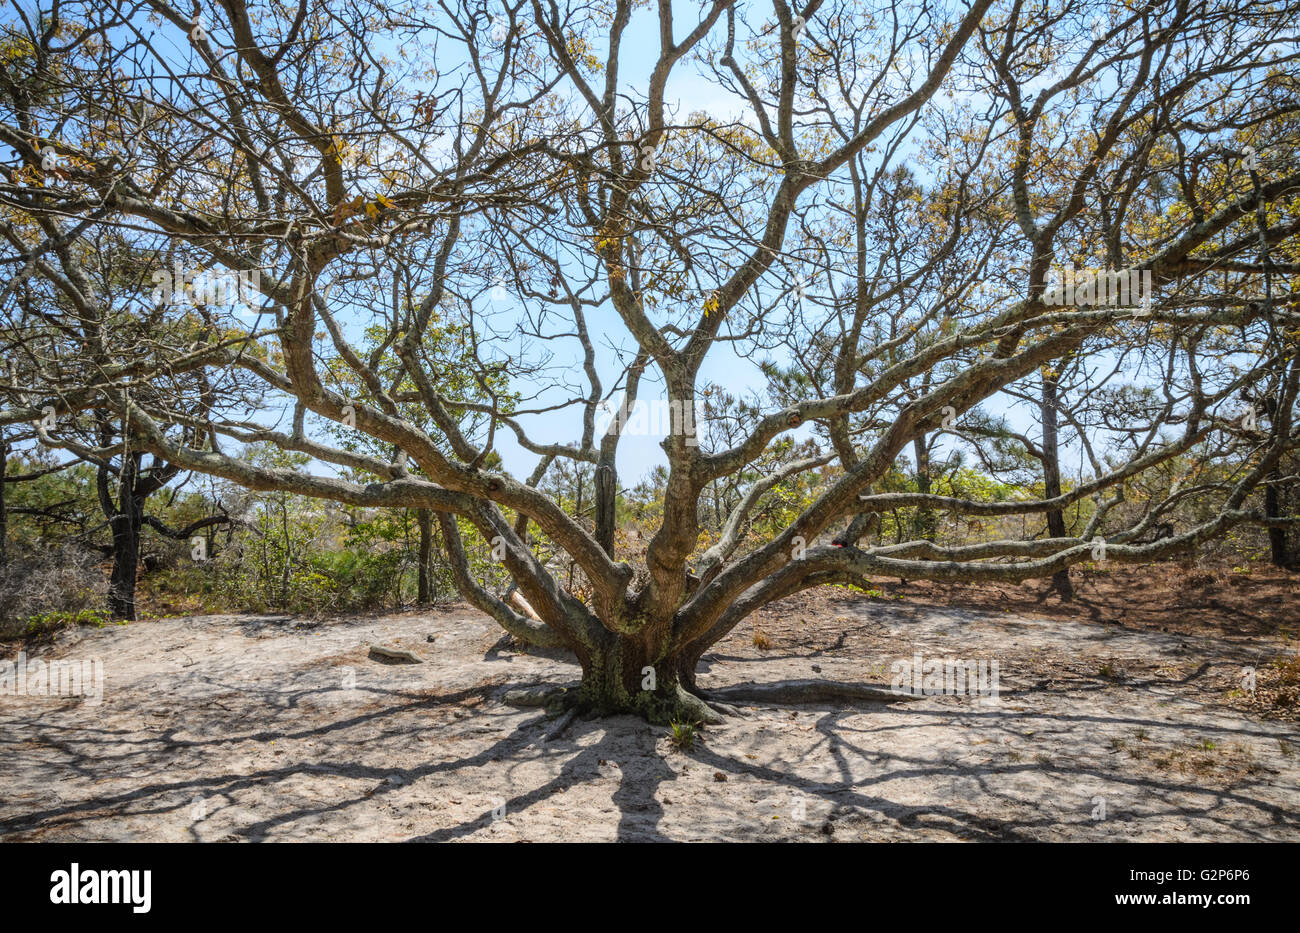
1, 0, 1297, 721
0, 220, 238, 618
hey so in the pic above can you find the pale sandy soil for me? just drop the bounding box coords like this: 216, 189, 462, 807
1, 595, 1297, 842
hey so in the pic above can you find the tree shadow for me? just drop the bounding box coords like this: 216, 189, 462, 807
2, 658, 1296, 843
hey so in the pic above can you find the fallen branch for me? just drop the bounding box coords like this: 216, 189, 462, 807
707, 679, 919, 707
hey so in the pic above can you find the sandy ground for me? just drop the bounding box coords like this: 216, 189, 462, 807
1, 592, 1298, 842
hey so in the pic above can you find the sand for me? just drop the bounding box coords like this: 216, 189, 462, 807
2, 595, 1297, 841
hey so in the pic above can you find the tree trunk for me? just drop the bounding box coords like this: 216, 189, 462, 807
0, 432, 7, 560
1265, 476, 1294, 569
594, 462, 616, 556
107, 488, 143, 621
561, 632, 721, 724
416, 508, 434, 603
912, 434, 936, 540
1040, 374, 1074, 600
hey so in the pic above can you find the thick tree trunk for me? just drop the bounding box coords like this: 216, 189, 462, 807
100, 451, 145, 622
416, 508, 434, 604
1040, 374, 1074, 600
108, 496, 142, 621
563, 633, 720, 724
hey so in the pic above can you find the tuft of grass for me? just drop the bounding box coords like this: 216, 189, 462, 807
668, 719, 698, 751
23, 608, 116, 638
752, 630, 773, 650
1274, 654, 1300, 687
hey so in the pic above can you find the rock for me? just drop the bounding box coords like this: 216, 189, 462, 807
367, 644, 423, 664
426, 634, 437, 643
811, 664, 822, 673
713, 771, 727, 782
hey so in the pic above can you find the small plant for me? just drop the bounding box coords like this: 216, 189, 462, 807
668, 719, 698, 751
1097, 662, 1115, 678
1198, 738, 1216, 752
752, 630, 773, 650
1134, 727, 1149, 742
1274, 654, 1300, 687
23, 608, 114, 638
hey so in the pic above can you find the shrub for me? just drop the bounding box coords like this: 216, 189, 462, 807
0, 546, 107, 639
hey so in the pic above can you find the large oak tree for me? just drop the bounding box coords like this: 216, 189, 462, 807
2, 0, 1298, 720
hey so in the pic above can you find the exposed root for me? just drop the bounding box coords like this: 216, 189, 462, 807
668, 684, 726, 726
708, 679, 916, 708
500, 683, 577, 708
539, 707, 579, 743
502, 681, 728, 726
708, 701, 747, 719
502, 678, 902, 722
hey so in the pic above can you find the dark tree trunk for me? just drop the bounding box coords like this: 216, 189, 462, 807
912, 434, 936, 540
1265, 476, 1293, 568
107, 504, 141, 620
1040, 374, 1074, 600
106, 460, 143, 622
594, 461, 616, 556
0, 432, 7, 560
416, 508, 434, 604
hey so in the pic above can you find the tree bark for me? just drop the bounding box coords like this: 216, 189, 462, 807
912, 434, 936, 541
105, 456, 143, 621
416, 508, 434, 603
1040, 374, 1074, 600
0, 431, 7, 560
594, 462, 616, 556
560, 631, 722, 724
